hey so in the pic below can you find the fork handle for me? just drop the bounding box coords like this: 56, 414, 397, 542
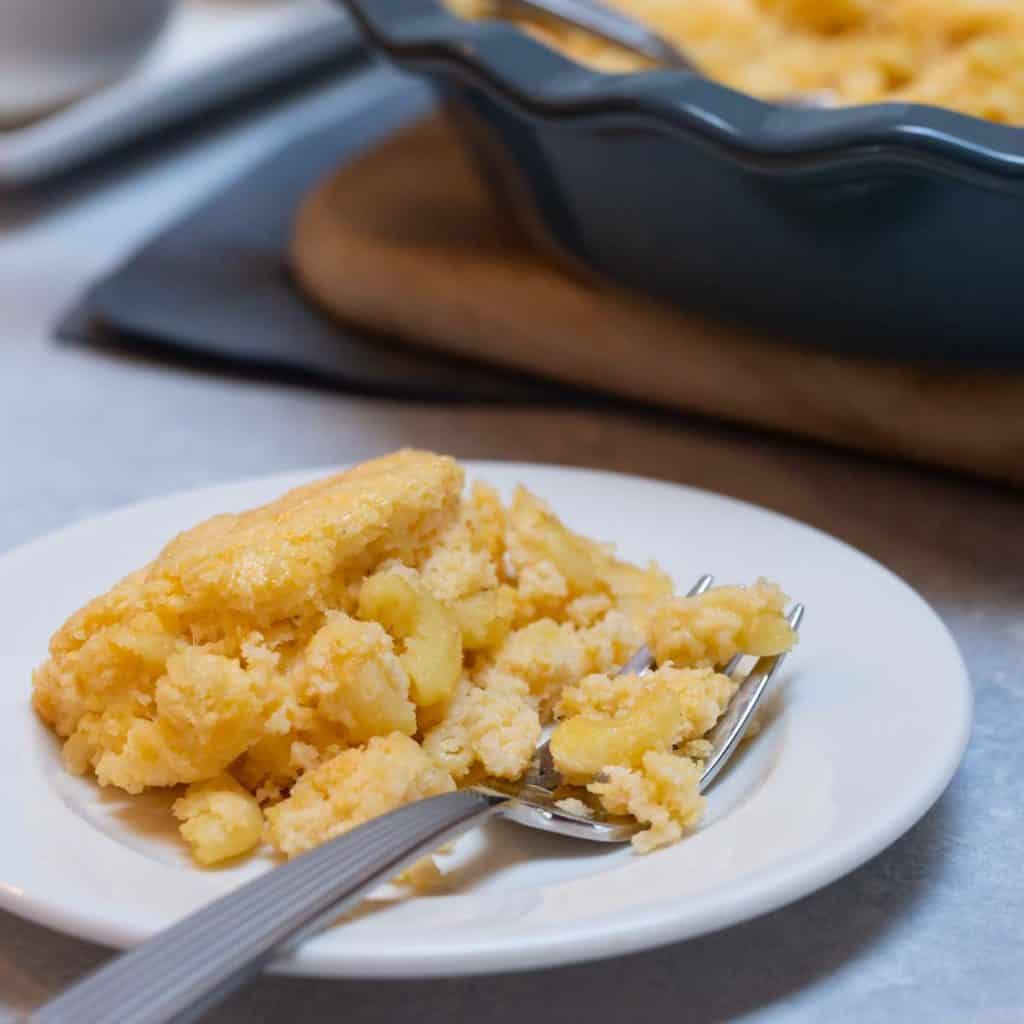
32, 790, 501, 1024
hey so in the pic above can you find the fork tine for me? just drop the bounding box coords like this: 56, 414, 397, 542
699, 603, 804, 792
495, 0, 698, 71
722, 652, 743, 677
689, 573, 715, 596
787, 603, 806, 632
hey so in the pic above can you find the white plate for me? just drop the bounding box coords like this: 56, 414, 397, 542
0, 0, 357, 186
0, 462, 971, 978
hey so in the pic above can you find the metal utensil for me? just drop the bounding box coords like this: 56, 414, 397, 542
33, 575, 803, 1024
495, 0, 697, 71
491, 0, 833, 106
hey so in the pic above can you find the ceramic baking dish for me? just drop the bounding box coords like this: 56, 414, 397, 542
340, 0, 1024, 363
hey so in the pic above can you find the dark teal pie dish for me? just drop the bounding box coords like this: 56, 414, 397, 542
339, 0, 1024, 364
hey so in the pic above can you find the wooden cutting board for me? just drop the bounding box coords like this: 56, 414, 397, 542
291, 114, 1024, 487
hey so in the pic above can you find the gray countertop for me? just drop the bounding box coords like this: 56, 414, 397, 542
2, 67, 1022, 1024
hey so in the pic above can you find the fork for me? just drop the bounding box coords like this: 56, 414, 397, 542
32, 575, 803, 1024
494, 0, 697, 71
489, 0, 833, 106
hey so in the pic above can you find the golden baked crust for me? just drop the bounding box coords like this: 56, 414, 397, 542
33, 450, 463, 793
48, 448, 463, 648
32, 451, 796, 864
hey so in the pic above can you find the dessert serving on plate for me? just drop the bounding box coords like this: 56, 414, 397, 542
33, 450, 796, 869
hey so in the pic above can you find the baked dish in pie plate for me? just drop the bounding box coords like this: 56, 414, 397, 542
340, 0, 1024, 363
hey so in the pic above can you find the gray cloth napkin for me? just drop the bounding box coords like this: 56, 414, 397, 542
61, 82, 566, 403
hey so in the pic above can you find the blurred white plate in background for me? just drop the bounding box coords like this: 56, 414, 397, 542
0, 0, 176, 125
0, 0, 358, 187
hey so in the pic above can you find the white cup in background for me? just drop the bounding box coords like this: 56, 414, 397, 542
0, 0, 176, 126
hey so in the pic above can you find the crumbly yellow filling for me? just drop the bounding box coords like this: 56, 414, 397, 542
173, 774, 264, 867
647, 580, 795, 669
590, 752, 705, 853
33, 450, 795, 866
263, 733, 456, 858
449, 0, 1024, 124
